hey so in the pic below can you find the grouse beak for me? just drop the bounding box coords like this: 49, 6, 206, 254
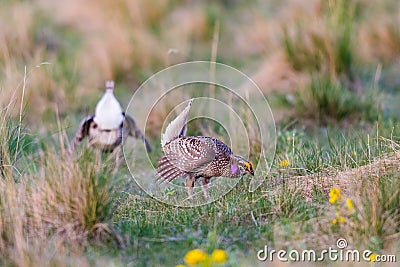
247, 168, 254, 176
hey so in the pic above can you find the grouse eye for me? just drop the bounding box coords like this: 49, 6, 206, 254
92, 123, 98, 129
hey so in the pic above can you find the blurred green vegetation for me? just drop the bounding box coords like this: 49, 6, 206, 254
0, 0, 399, 266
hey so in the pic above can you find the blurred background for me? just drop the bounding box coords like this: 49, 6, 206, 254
1, 1, 400, 266
1, 0, 399, 134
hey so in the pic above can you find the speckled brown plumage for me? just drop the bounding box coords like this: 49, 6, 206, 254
157, 100, 254, 198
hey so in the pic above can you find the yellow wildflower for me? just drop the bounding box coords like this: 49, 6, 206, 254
211, 249, 228, 264
369, 253, 378, 262
184, 249, 208, 265
279, 159, 290, 168
346, 198, 354, 211
333, 213, 345, 224
329, 188, 343, 204
329, 195, 338, 204
329, 188, 341, 198
175, 265, 186, 267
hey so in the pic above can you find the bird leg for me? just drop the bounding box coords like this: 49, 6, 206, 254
186, 175, 196, 199
200, 178, 211, 199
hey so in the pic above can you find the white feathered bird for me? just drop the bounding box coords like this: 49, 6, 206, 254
69, 80, 151, 154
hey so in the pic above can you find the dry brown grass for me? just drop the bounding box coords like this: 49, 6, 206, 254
285, 150, 400, 201
0, 2, 36, 63
358, 15, 400, 63
0, 150, 120, 266
250, 52, 310, 93
244, 0, 400, 95
1, 1, 399, 265
1, 0, 399, 128
0, 50, 121, 266
36, 0, 171, 81
268, 149, 400, 256
0, 115, 119, 266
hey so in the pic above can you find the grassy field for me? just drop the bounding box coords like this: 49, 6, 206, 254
1, 0, 400, 266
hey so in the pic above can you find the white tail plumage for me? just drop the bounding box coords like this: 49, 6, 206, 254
105, 80, 114, 90
161, 99, 193, 147
94, 80, 123, 130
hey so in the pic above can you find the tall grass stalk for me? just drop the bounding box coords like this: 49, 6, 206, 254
0, 94, 120, 266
